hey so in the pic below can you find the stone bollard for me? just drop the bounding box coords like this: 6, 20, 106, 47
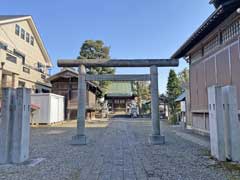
208, 85, 240, 162
0, 88, 31, 164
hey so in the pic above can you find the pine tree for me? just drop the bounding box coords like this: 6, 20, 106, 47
78, 40, 115, 95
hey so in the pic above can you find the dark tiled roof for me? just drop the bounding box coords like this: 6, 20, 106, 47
172, 0, 240, 59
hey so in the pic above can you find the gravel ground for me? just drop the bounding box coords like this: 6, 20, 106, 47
0, 118, 240, 180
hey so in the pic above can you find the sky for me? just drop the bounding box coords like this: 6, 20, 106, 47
0, 0, 214, 93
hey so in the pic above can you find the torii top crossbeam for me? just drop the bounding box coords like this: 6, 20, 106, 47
57, 59, 179, 67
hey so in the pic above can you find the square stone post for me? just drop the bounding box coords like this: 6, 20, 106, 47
149, 66, 165, 145
11, 88, 31, 163
71, 65, 87, 145
0, 63, 3, 97
222, 86, 240, 162
0, 88, 12, 164
208, 86, 226, 161
0, 88, 31, 164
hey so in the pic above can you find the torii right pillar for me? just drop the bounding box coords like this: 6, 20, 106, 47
149, 66, 165, 145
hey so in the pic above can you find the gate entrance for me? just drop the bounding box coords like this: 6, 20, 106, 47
57, 59, 178, 145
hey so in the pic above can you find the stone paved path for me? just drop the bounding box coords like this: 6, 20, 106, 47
0, 118, 240, 180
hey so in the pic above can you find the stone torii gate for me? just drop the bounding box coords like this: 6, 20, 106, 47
58, 59, 179, 145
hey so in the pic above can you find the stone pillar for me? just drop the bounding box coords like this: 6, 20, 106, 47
0, 88, 31, 164
0, 63, 3, 86
222, 86, 240, 162
208, 86, 226, 161
71, 65, 87, 145
149, 66, 165, 145
0, 88, 12, 164
11, 88, 31, 163
0, 63, 3, 97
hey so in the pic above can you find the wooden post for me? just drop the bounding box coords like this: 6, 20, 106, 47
149, 66, 165, 145
71, 65, 87, 145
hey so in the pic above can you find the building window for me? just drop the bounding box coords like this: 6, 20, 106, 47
222, 19, 240, 44
6, 53, 17, 63
23, 67, 30, 74
26, 32, 30, 43
21, 28, 25, 40
15, 24, 20, 36
0, 41, 8, 50
41, 74, 46, 79
18, 81, 26, 88
13, 49, 25, 65
37, 62, 45, 73
30, 36, 34, 46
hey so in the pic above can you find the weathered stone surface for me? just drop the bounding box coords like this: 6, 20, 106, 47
58, 59, 179, 68
0, 88, 31, 164
73, 65, 87, 145
208, 86, 226, 161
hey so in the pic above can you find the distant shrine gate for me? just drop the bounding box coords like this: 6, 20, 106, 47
57, 59, 179, 145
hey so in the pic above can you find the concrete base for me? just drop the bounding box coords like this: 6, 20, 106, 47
149, 135, 165, 145
71, 135, 87, 145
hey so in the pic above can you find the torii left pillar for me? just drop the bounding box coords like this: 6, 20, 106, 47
149, 66, 165, 145
71, 65, 87, 145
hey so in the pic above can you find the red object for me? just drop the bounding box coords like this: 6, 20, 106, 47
31, 104, 40, 110
0, 101, 40, 110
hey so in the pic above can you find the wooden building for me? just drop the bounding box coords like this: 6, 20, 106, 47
105, 82, 135, 113
48, 68, 101, 120
172, 0, 240, 134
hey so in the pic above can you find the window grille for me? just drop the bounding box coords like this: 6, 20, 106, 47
222, 19, 240, 44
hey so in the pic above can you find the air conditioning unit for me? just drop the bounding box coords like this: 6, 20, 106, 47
38, 67, 44, 73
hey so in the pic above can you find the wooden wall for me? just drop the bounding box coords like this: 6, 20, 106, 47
190, 38, 240, 113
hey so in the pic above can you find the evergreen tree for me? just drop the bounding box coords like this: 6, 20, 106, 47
167, 69, 181, 123
78, 40, 115, 95
178, 68, 189, 91
133, 81, 151, 115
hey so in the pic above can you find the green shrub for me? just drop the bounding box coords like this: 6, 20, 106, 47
170, 114, 178, 124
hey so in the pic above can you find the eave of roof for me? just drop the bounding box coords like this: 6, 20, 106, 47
106, 93, 133, 98
175, 92, 186, 102
47, 68, 78, 81
171, 0, 240, 59
0, 15, 52, 67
